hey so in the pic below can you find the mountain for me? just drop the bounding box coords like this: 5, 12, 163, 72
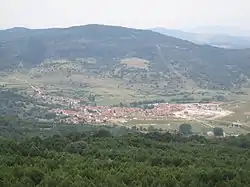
188, 26, 250, 37
150, 28, 200, 43
151, 27, 250, 49
1, 24, 250, 89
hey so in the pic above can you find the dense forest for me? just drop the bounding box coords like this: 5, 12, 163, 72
1, 116, 250, 186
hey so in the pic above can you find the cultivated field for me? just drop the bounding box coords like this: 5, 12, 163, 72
121, 58, 149, 69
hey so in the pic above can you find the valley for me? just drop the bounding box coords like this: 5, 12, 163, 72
3, 2, 250, 186
1, 24, 250, 137
1, 60, 250, 136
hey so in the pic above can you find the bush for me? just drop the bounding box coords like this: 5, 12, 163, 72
213, 127, 224, 137
179, 124, 192, 135
93, 129, 112, 138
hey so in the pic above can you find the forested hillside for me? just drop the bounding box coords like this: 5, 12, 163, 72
1, 25, 250, 89
1, 116, 250, 186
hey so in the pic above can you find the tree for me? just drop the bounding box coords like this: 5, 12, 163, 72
28, 145, 42, 157
213, 127, 224, 137
88, 94, 96, 102
179, 124, 192, 135
25, 168, 44, 185
119, 102, 124, 107
92, 128, 112, 138
131, 125, 137, 133
64, 141, 88, 154
148, 125, 157, 132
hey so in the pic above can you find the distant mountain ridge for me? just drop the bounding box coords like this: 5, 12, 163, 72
1, 24, 250, 89
151, 27, 250, 49
188, 26, 250, 37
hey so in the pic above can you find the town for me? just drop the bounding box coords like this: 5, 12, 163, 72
49, 102, 232, 124
22, 80, 233, 125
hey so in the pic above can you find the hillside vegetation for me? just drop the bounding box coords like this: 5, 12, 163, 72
1, 24, 250, 89
1, 116, 250, 186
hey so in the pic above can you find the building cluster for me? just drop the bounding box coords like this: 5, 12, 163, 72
50, 103, 206, 124
24, 81, 230, 125
30, 87, 224, 124
187, 103, 221, 111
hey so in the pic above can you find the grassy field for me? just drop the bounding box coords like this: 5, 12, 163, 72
0, 71, 186, 105
0, 59, 235, 106
1, 70, 249, 106
125, 117, 250, 134
220, 101, 250, 125
126, 119, 201, 131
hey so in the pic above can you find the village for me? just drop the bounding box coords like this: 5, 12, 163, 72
49, 102, 232, 124
23, 81, 234, 125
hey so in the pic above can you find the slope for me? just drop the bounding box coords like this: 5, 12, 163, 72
1, 24, 250, 89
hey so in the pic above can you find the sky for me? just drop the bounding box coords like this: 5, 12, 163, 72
1, 0, 250, 35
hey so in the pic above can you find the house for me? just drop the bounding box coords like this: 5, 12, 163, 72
228, 122, 243, 128
207, 131, 214, 136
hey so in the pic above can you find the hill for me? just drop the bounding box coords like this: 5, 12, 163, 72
151, 27, 250, 49
1, 24, 250, 89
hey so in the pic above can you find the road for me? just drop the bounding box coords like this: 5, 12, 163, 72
13, 76, 43, 95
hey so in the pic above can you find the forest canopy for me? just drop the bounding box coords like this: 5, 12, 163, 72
1, 117, 250, 187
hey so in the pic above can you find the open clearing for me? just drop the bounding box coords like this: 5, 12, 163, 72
121, 58, 149, 69
221, 101, 250, 125
125, 118, 249, 134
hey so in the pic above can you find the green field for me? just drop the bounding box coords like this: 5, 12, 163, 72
0, 70, 233, 105
220, 101, 250, 124
125, 118, 250, 135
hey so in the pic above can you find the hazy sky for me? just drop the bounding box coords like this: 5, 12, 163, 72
1, 0, 249, 31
